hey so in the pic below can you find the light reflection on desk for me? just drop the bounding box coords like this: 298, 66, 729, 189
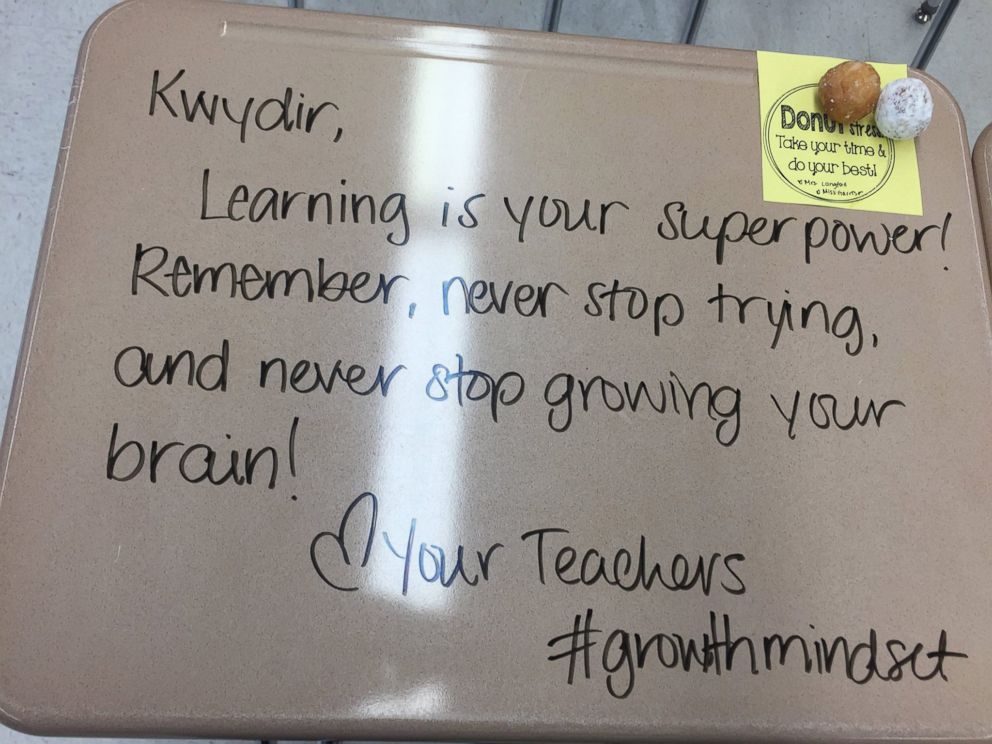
357, 678, 447, 719
371, 34, 493, 613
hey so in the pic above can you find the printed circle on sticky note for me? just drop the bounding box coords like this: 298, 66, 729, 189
762, 84, 895, 203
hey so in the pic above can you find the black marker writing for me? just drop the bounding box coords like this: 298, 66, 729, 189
310, 492, 503, 595
200, 168, 409, 246
259, 356, 405, 397
149, 69, 343, 144
441, 190, 485, 228
548, 608, 600, 685
310, 491, 378, 592
105, 416, 299, 489
656, 201, 795, 266
383, 520, 504, 595
442, 276, 567, 318
803, 212, 952, 265
708, 283, 869, 356
543, 369, 741, 446
770, 389, 906, 439
426, 353, 525, 422
585, 280, 684, 336
114, 339, 229, 391
503, 194, 629, 243
549, 609, 968, 699
520, 527, 745, 596
131, 244, 407, 305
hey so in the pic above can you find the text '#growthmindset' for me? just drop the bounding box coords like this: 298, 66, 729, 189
549, 609, 967, 699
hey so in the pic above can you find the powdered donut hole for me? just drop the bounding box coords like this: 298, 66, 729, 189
875, 78, 933, 140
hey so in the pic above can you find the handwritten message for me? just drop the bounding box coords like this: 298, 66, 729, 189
100, 68, 966, 700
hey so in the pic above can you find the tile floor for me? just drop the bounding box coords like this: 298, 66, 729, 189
0, 1, 987, 742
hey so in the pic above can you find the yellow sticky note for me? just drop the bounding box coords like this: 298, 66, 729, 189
757, 51, 922, 216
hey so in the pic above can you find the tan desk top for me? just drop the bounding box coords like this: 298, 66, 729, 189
2, 1, 992, 740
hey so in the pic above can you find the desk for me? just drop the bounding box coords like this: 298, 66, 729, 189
1, 1, 991, 740
973, 123, 992, 254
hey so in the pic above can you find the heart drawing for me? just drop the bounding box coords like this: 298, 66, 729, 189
309, 491, 379, 591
